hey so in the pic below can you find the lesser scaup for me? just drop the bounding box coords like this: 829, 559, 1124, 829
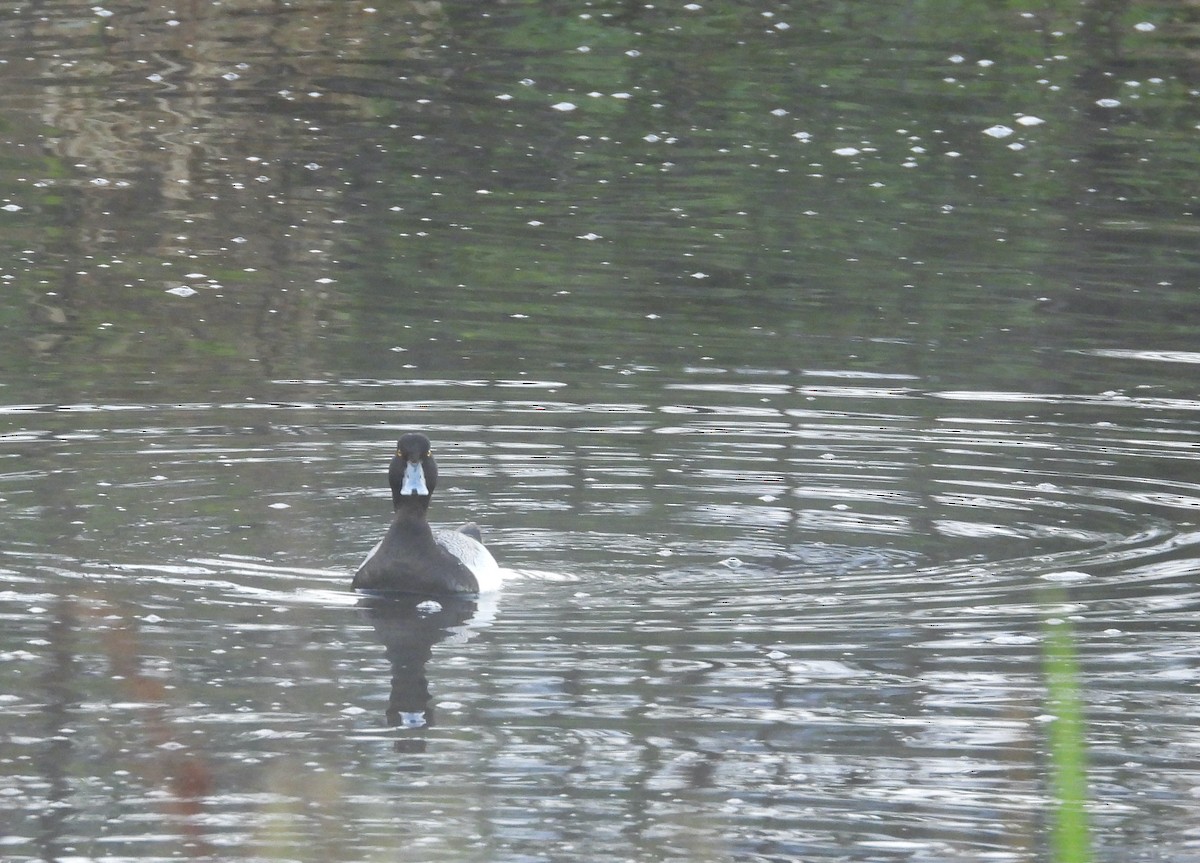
352, 433, 500, 594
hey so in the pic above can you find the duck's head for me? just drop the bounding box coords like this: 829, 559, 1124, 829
389, 432, 438, 509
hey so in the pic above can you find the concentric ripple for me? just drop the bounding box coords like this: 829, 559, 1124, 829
1, 374, 1198, 862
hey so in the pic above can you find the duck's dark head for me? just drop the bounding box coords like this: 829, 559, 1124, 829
389, 432, 438, 510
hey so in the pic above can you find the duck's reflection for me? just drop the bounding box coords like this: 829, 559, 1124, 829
358, 594, 482, 749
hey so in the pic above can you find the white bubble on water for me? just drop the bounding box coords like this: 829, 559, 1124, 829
1041, 570, 1092, 583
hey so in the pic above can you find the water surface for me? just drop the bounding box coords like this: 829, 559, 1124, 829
2, 2, 1199, 862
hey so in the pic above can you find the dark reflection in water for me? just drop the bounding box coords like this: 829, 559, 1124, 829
35, 596, 78, 863
358, 593, 481, 750
0, 0, 1197, 403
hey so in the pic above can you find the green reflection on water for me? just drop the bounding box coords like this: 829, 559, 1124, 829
0, 1, 1196, 404
1044, 612, 1091, 863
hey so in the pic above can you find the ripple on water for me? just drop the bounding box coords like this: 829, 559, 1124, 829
1, 377, 1199, 862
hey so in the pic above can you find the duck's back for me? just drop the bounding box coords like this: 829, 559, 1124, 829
434, 524, 501, 592
353, 519, 499, 594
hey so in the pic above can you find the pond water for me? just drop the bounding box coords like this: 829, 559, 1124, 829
2, 2, 1199, 861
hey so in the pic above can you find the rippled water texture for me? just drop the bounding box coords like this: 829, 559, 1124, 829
2, 3, 1200, 862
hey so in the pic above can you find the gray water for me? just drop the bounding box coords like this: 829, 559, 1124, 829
2, 2, 1200, 861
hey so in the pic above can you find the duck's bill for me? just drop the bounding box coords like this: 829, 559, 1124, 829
401, 460, 430, 496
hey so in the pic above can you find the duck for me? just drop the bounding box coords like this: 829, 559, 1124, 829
352, 432, 501, 595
